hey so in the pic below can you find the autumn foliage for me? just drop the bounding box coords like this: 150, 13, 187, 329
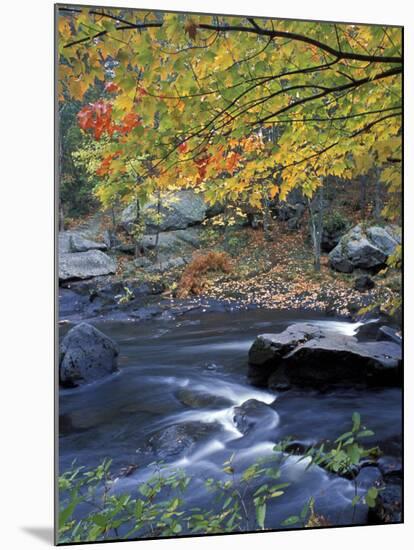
59, 8, 402, 230
177, 251, 232, 298
77, 100, 141, 140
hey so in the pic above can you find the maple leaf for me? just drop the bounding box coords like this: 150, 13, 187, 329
77, 101, 113, 140
225, 151, 241, 174
178, 142, 189, 154
120, 112, 141, 134
194, 155, 211, 182
104, 81, 120, 93
77, 105, 94, 130
136, 86, 147, 98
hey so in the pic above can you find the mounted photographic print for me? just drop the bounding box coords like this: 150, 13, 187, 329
55, 3, 403, 545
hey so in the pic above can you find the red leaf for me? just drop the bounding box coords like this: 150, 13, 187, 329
104, 82, 120, 93
178, 142, 189, 154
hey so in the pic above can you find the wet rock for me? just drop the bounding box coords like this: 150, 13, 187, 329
130, 305, 164, 321
60, 408, 113, 433
143, 422, 217, 460
368, 481, 402, 524
354, 275, 375, 292
118, 464, 139, 477
59, 288, 94, 319
59, 250, 117, 281
203, 361, 221, 371
355, 466, 383, 488
283, 337, 400, 386
329, 224, 400, 273
378, 457, 403, 480
176, 388, 233, 409
377, 326, 402, 345
94, 281, 126, 301
268, 375, 292, 392
59, 322, 119, 387
355, 320, 385, 341
248, 323, 320, 385
92, 281, 164, 309
248, 323, 321, 367
248, 323, 402, 388
233, 399, 277, 435
283, 440, 308, 455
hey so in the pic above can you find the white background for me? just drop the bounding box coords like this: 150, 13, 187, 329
0, 0, 412, 548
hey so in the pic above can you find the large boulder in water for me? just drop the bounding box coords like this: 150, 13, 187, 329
233, 399, 278, 435
176, 388, 232, 409
329, 224, 400, 273
143, 422, 217, 460
59, 250, 117, 281
59, 322, 119, 387
248, 323, 402, 388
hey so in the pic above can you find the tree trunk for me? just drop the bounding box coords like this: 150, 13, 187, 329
359, 174, 367, 219
134, 196, 142, 258
260, 180, 273, 241
263, 195, 273, 241
59, 199, 65, 231
373, 168, 383, 222
309, 181, 324, 272
153, 191, 162, 262
111, 206, 116, 232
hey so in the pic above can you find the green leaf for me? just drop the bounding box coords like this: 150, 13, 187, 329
357, 430, 375, 439
335, 431, 354, 443
91, 514, 107, 527
347, 443, 362, 465
223, 496, 232, 509
352, 412, 361, 432
281, 515, 300, 526
253, 484, 269, 497
365, 486, 379, 508
351, 495, 361, 506
256, 502, 266, 530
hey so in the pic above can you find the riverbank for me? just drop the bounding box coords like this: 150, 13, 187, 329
60, 211, 401, 323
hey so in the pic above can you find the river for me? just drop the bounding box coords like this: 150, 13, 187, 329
59, 308, 402, 532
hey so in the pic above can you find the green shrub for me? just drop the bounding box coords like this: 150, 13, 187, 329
323, 211, 350, 233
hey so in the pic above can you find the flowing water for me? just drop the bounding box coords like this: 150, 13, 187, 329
59, 308, 402, 530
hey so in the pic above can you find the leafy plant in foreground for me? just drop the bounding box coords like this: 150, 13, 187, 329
58, 414, 382, 543
58, 452, 287, 543
282, 412, 382, 526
